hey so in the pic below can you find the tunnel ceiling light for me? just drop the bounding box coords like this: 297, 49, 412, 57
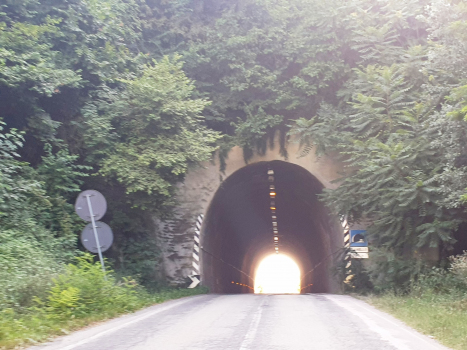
267, 166, 280, 255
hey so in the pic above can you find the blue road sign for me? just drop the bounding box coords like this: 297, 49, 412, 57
350, 230, 367, 247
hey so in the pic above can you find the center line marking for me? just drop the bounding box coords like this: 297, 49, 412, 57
239, 297, 266, 350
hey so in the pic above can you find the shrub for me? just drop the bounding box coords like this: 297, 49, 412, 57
351, 250, 467, 296
449, 251, 467, 282
0, 251, 207, 349
364, 249, 425, 294
0, 230, 62, 312
414, 266, 467, 296
43, 253, 146, 320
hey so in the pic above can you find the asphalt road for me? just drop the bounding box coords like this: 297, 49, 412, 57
29, 294, 451, 350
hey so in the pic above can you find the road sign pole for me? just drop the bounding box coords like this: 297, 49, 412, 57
85, 194, 107, 278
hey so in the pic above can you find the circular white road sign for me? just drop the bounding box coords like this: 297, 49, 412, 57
75, 190, 107, 222
80, 221, 114, 253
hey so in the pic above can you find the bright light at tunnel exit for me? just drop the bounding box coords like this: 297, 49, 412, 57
254, 254, 300, 294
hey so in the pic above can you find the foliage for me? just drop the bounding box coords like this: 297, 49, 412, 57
368, 292, 467, 350
116, 232, 160, 287
0, 122, 42, 221
2, 0, 467, 300
367, 253, 467, 349
341, 258, 373, 294
0, 229, 61, 313
0, 16, 81, 96
43, 254, 144, 319
415, 266, 467, 295
0, 253, 208, 349
0, 121, 87, 315
85, 56, 220, 209
0, 0, 221, 288
291, 0, 467, 288
37, 144, 89, 198
183, 0, 351, 154
449, 251, 467, 282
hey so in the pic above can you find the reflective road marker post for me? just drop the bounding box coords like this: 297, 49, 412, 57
188, 214, 203, 288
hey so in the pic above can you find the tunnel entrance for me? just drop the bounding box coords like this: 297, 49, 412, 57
201, 160, 342, 294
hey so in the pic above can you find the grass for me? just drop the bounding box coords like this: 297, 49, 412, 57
0, 254, 208, 350
0, 287, 207, 350
366, 293, 467, 350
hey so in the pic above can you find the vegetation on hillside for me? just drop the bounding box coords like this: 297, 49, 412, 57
291, 0, 467, 290
0, 254, 207, 349
366, 252, 467, 350
1, 0, 467, 336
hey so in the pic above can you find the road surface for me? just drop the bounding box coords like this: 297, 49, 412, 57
29, 294, 450, 350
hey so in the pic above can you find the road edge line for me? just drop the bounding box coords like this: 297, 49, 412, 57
56, 296, 201, 350
324, 294, 414, 350
342, 295, 451, 349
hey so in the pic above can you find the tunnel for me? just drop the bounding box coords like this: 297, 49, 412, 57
200, 160, 343, 294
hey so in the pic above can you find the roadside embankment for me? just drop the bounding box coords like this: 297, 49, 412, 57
367, 293, 467, 350
0, 254, 207, 350
363, 254, 467, 350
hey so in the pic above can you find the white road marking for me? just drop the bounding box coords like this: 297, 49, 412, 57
239, 297, 266, 350
324, 295, 449, 350
325, 295, 413, 350
343, 296, 450, 348
57, 297, 194, 350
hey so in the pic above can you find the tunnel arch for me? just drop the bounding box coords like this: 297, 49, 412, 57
200, 160, 343, 293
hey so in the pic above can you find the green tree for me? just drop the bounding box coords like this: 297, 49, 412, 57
183, 0, 351, 156
82, 56, 220, 209
292, 0, 467, 290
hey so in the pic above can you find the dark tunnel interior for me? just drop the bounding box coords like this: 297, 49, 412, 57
201, 160, 342, 294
